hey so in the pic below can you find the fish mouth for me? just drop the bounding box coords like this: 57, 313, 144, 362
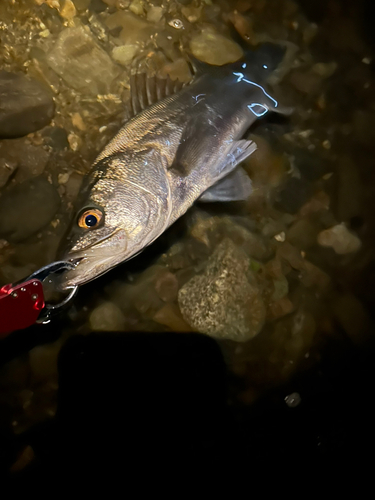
68, 227, 125, 258
59, 228, 127, 289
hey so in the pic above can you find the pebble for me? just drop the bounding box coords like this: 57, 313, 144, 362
9, 446, 35, 473
160, 58, 192, 83
59, 0, 77, 19
153, 303, 192, 332
284, 392, 301, 408
181, 4, 202, 23
299, 191, 330, 216
129, 0, 144, 16
146, 6, 163, 23
46, 25, 121, 95
271, 275, 289, 301
112, 44, 139, 66
317, 223, 361, 254
190, 29, 243, 65
178, 239, 266, 342
312, 62, 337, 78
154, 271, 179, 302
105, 11, 153, 44
289, 70, 323, 94
269, 297, 294, 319
0, 71, 55, 139
227, 10, 253, 41
89, 301, 126, 331
29, 342, 61, 382
332, 293, 371, 344
287, 219, 319, 250
0, 176, 61, 243
0, 139, 49, 184
71, 112, 86, 131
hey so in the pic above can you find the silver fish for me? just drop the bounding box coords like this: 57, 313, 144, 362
58, 45, 290, 289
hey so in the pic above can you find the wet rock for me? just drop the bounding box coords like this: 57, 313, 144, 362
73, 0, 91, 11
181, 4, 202, 23
0, 176, 61, 243
190, 29, 243, 65
129, 0, 145, 16
275, 177, 312, 214
160, 58, 192, 83
0, 157, 17, 188
269, 296, 294, 319
227, 9, 254, 41
89, 301, 126, 331
245, 136, 287, 189
59, 0, 77, 19
147, 6, 163, 23
46, 25, 121, 95
178, 239, 266, 342
9, 446, 35, 473
0, 139, 49, 183
154, 271, 178, 302
317, 223, 361, 254
277, 241, 306, 270
287, 219, 319, 250
153, 303, 192, 332
29, 341, 61, 382
112, 44, 139, 66
300, 191, 330, 216
189, 214, 271, 261
271, 275, 289, 301
284, 392, 301, 408
41, 126, 69, 150
106, 10, 153, 44
0, 71, 55, 139
332, 293, 371, 344
289, 70, 323, 94
299, 260, 330, 289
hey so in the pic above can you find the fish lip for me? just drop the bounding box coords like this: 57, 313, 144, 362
65, 227, 124, 261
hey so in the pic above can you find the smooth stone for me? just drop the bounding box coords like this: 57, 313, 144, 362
0, 71, 55, 139
111, 44, 139, 66
317, 223, 361, 254
190, 30, 243, 65
89, 301, 126, 331
0, 175, 61, 242
0, 138, 50, 184
46, 25, 121, 95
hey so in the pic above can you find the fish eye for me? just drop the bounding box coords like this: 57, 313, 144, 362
78, 208, 103, 229
263, 64, 268, 70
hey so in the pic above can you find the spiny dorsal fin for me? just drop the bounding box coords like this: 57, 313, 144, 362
126, 73, 185, 119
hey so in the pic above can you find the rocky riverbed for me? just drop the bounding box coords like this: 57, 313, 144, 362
1, 0, 375, 470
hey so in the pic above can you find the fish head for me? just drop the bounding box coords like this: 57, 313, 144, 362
58, 167, 167, 289
252, 42, 287, 76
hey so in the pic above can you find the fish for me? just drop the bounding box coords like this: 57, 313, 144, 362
58, 43, 290, 289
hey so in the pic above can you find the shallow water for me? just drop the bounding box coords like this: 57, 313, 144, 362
0, 0, 375, 472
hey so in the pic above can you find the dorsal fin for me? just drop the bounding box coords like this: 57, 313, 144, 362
126, 73, 185, 119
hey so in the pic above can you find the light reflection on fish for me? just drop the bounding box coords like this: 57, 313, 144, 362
58, 44, 290, 289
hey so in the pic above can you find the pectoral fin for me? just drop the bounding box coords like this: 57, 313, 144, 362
199, 167, 252, 202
